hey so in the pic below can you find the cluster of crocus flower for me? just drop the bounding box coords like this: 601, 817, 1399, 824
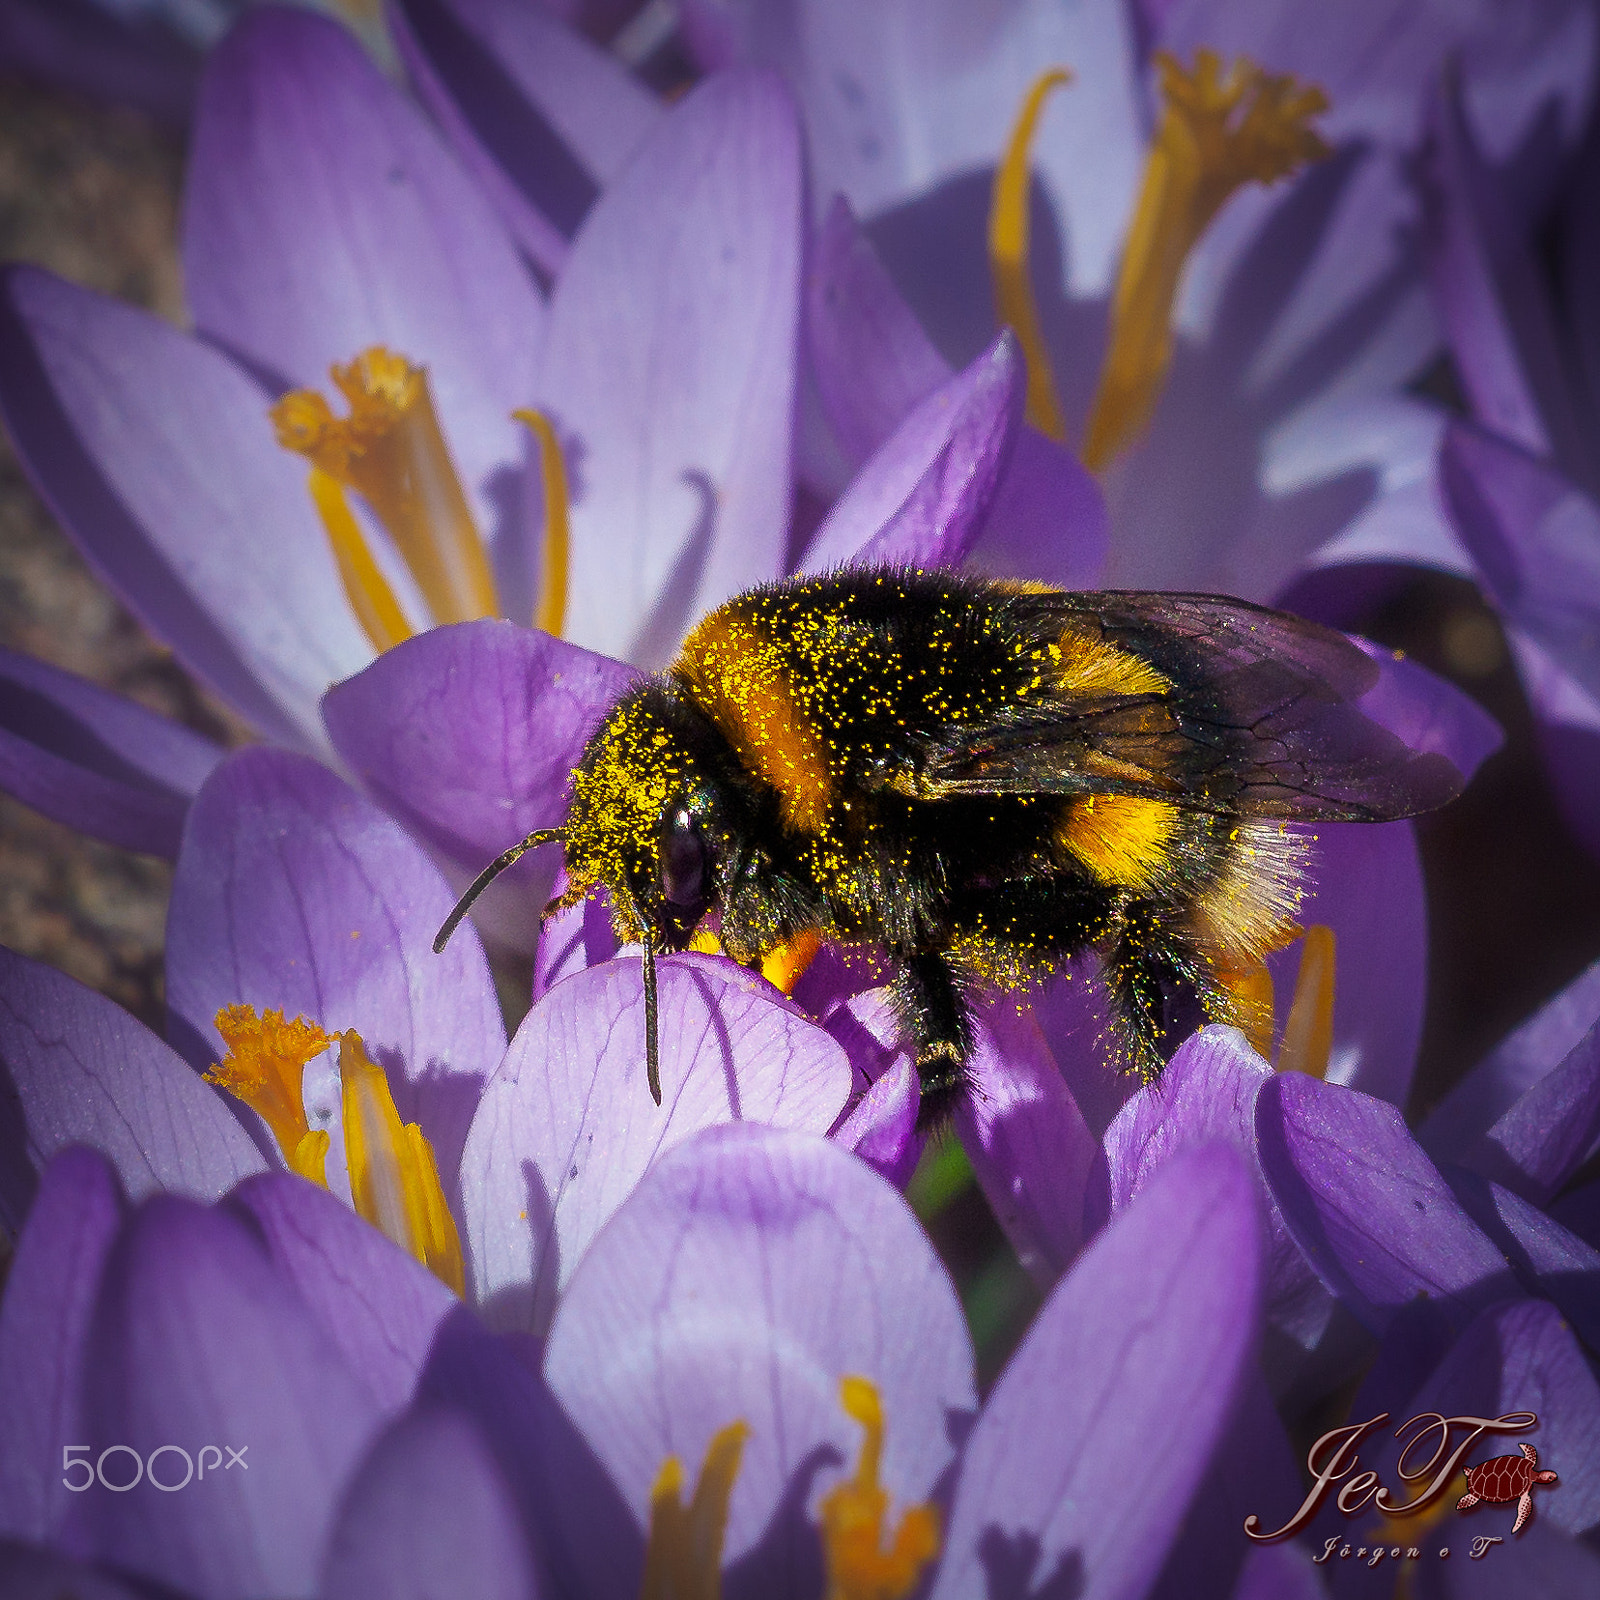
2, 0, 1600, 1594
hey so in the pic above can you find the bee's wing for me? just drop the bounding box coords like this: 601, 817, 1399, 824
913, 592, 1463, 822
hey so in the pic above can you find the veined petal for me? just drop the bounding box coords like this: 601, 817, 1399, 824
184, 5, 543, 564
0, 648, 221, 857
536, 69, 802, 663
1352, 638, 1504, 783
459, 953, 852, 1335
229, 1173, 458, 1416
165, 748, 504, 1193
800, 333, 1022, 574
1422, 955, 1600, 1166
0, 1148, 124, 1545
321, 619, 636, 953
320, 1405, 543, 1600
1255, 1072, 1516, 1334
0, 267, 371, 751
544, 1122, 975, 1598
75, 1194, 385, 1599
390, 0, 662, 277
954, 1000, 1096, 1286
931, 1145, 1262, 1599
0, 946, 266, 1233
689, 0, 1144, 299
1426, 73, 1591, 480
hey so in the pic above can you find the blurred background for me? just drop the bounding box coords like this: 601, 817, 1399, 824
2, 1, 1597, 1383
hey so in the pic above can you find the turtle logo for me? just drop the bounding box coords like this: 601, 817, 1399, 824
1456, 1443, 1558, 1534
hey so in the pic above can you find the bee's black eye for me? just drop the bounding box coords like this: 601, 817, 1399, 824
660, 809, 706, 907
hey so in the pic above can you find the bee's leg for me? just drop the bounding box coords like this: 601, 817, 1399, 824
890, 947, 973, 1129
1104, 902, 1212, 1079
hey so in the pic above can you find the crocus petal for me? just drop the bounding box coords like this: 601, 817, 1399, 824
1263, 821, 1426, 1106
0, 946, 266, 1232
1093, 1027, 1334, 1367
800, 332, 1021, 573
0, 1148, 123, 1545
1439, 424, 1600, 705
1426, 74, 1590, 477
0, 647, 221, 857
75, 1194, 386, 1600
1456, 1018, 1600, 1207
1152, 0, 1595, 164
1255, 1072, 1516, 1336
228, 1172, 458, 1415
530, 878, 618, 999
0, 267, 371, 751
954, 1000, 1096, 1285
1509, 627, 1600, 863
972, 423, 1110, 590
322, 619, 637, 950
184, 5, 542, 545
1446, 1168, 1600, 1357
1439, 1523, 1600, 1598
390, 0, 662, 278
690, 0, 1144, 299
544, 1122, 975, 1598
930, 1145, 1262, 1600
321, 1405, 543, 1600
806, 196, 948, 470
1422, 956, 1600, 1166
535, 70, 801, 664
165, 748, 505, 1191
1372, 1298, 1600, 1536
1229, 1544, 1328, 1600
1353, 639, 1504, 783
461, 954, 853, 1335
833, 1055, 921, 1187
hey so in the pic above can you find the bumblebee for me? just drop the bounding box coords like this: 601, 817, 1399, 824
437, 566, 1460, 1121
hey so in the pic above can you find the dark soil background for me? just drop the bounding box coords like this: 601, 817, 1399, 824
2, 70, 1597, 1367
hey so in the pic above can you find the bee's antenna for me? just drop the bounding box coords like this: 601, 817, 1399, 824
642, 931, 661, 1106
433, 828, 566, 954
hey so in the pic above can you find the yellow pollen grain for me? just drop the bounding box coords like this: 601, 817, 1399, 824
1277, 923, 1336, 1079
1083, 50, 1329, 471
515, 407, 570, 639
640, 1420, 750, 1600
339, 1030, 465, 1293
820, 1376, 941, 1600
989, 67, 1074, 442
272, 346, 500, 637
206, 1004, 331, 1174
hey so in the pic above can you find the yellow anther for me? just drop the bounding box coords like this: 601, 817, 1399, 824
307, 466, 415, 654
1215, 957, 1275, 1058
1277, 924, 1336, 1079
273, 347, 500, 635
760, 929, 822, 996
207, 1004, 332, 1176
820, 1376, 941, 1600
988, 68, 1074, 443
1082, 50, 1329, 471
339, 1030, 465, 1294
515, 408, 571, 639
640, 1421, 750, 1600
291, 1128, 332, 1186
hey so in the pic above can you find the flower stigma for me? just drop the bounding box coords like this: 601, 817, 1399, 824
640, 1420, 750, 1600
819, 1376, 941, 1600
988, 67, 1074, 443
1081, 50, 1330, 471
207, 1004, 332, 1183
515, 407, 572, 638
207, 1005, 463, 1291
272, 347, 501, 649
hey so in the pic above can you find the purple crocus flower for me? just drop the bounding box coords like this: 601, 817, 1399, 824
0, 743, 853, 1318
1421, 77, 1600, 860
0, 1127, 1272, 1600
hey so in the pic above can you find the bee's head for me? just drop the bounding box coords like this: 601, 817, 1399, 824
559, 683, 722, 950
